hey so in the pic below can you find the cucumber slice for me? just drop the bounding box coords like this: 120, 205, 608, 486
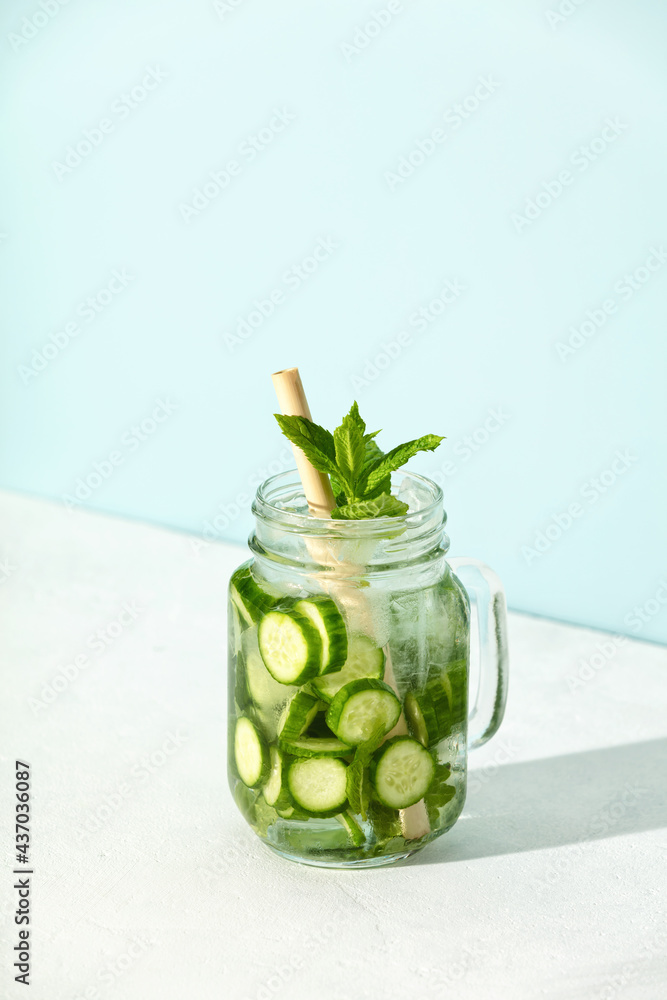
258, 606, 322, 685
245, 647, 287, 707
234, 717, 269, 788
326, 679, 401, 746
272, 794, 311, 821
275, 803, 297, 819
229, 600, 244, 653
263, 746, 287, 806
230, 565, 276, 626
312, 633, 385, 703
371, 736, 435, 809
279, 691, 322, 741
404, 684, 451, 747
233, 639, 251, 713
294, 597, 348, 675
278, 736, 352, 758
244, 643, 296, 741
287, 756, 348, 815
336, 810, 365, 847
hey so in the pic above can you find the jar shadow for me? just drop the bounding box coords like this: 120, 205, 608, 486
408, 737, 667, 865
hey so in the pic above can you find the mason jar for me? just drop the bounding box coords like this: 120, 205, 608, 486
227, 469, 508, 868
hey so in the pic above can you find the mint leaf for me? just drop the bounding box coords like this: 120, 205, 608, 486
359, 722, 389, 759
424, 762, 455, 824
253, 795, 279, 836
273, 413, 342, 481
329, 475, 346, 506
362, 474, 391, 501
346, 758, 369, 818
331, 493, 409, 520
351, 401, 367, 434
333, 402, 367, 496
361, 434, 444, 493
366, 801, 401, 841
273, 400, 444, 519
358, 439, 390, 499
346, 723, 387, 820
362, 437, 384, 468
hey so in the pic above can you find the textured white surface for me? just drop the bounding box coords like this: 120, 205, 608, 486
1, 490, 666, 1000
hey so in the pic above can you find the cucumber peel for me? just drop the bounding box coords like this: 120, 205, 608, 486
404, 683, 451, 747
230, 565, 277, 626
279, 691, 322, 741
278, 736, 352, 758
295, 596, 348, 675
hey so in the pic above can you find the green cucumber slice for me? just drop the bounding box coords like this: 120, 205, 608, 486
262, 746, 285, 806
278, 736, 352, 758
326, 679, 401, 746
229, 600, 244, 654
287, 756, 348, 815
243, 642, 297, 741
234, 717, 269, 788
275, 803, 297, 818
404, 684, 451, 747
233, 638, 251, 712
294, 597, 348, 675
230, 565, 276, 626
245, 646, 293, 707
274, 803, 310, 820
258, 606, 322, 685
278, 691, 322, 741
370, 736, 435, 809
312, 633, 385, 703
336, 810, 365, 847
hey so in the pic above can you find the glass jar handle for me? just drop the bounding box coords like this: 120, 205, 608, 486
447, 557, 509, 750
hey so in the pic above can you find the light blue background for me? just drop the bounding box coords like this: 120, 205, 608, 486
1, 0, 665, 642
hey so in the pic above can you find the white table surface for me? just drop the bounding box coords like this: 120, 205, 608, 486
1, 490, 666, 1000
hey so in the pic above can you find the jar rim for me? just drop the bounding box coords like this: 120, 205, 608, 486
252, 469, 445, 537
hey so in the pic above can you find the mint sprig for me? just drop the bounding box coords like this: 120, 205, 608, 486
424, 762, 456, 825
332, 494, 409, 519
273, 414, 339, 479
332, 401, 375, 497
275, 401, 444, 520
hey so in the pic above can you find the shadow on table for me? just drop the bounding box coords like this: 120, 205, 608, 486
410, 737, 667, 865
